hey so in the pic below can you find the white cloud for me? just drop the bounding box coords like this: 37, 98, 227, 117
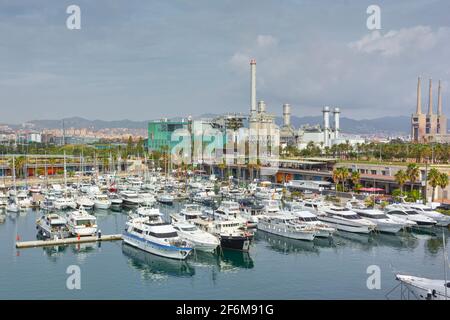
349, 26, 450, 57
256, 34, 278, 48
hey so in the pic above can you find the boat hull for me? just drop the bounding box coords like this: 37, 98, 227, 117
123, 232, 192, 260
219, 235, 251, 251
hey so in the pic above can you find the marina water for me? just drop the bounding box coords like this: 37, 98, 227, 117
0, 202, 448, 299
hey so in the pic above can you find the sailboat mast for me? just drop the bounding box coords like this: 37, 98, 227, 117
444, 231, 448, 300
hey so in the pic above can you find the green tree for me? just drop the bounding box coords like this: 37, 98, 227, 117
394, 169, 408, 195
406, 163, 420, 192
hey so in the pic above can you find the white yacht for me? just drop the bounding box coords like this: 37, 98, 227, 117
403, 203, 450, 227
385, 205, 437, 227
6, 200, 20, 213
194, 218, 252, 251
352, 208, 405, 234
257, 214, 317, 241
211, 201, 248, 227
173, 221, 220, 253
139, 193, 157, 206
132, 206, 162, 219
108, 193, 123, 206
317, 206, 377, 234
123, 215, 193, 260
66, 208, 97, 236
40, 196, 56, 211
54, 196, 77, 210
261, 199, 282, 215
92, 193, 112, 210
0, 192, 8, 209
120, 191, 144, 208
290, 209, 336, 238
171, 204, 203, 223
396, 274, 450, 300
157, 193, 174, 205
17, 191, 32, 209
76, 196, 95, 210
36, 213, 70, 239
239, 199, 266, 227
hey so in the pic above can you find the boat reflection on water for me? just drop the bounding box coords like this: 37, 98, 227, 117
255, 230, 332, 255
372, 232, 419, 251
41, 245, 68, 262
122, 243, 195, 280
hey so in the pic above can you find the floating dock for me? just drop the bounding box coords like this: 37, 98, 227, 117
16, 234, 123, 249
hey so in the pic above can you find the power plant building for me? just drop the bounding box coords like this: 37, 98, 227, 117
411, 77, 448, 142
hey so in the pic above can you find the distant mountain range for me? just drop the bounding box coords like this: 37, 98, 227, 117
5, 115, 448, 135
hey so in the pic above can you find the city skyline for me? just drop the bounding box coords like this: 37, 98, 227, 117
1, 0, 450, 123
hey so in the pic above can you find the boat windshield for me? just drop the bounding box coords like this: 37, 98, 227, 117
181, 226, 197, 232
406, 210, 418, 215
76, 219, 95, 226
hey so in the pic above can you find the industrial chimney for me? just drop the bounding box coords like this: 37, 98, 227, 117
258, 100, 266, 113
416, 77, 422, 114
283, 104, 291, 126
333, 107, 340, 139
250, 59, 257, 115
322, 106, 330, 147
438, 80, 442, 115
428, 78, 433, 115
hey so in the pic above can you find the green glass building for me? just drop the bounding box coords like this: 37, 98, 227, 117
147, 120, 188, 152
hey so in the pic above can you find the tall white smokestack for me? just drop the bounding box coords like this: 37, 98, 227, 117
323, 106, 330, 147
258, 100, 266, 113
333, 107, 340, 139
250, 59, 256, 114
428, 78, 433, 115
283, 104, 291, 126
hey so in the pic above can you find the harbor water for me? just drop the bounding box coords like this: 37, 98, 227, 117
0, 202, 449, 300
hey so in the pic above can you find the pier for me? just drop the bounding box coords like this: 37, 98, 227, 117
16, 234, 123, 249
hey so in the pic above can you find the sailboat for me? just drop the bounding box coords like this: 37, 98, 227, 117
395, 232, 449, 300
6, 156, 19, 213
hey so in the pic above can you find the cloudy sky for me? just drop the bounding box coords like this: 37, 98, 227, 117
1, 0, 449, 123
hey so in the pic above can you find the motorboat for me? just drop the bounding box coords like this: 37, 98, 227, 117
213, 201, 245, 221
92, 193, 112, 210
257, 214, 317, 241
385, 205, 437, 227
261, 199, 282, 215
54, 196, 77, 211
40, 196, 56, 211
173, 221, 220, 253
352, 208, 405, 234
17, 191, 32, 209
123, 215, 193, 260
108, 193, 123, 206
66, 208, 97, 236
402, 203, 450, 227
157, 193, 174, 205
36, 213, 70, 239
287, 206, 336, 238
396, 274, 450, 300
76, 196, 95, 210
6, 200, 20, 213
171, 204, 203, 223
317, 206, 377, 234
0, 192, 8, 208
120, 191, 144, 208
194, 218, 252, 251
139, 193, 157, 206
239, 198, 266, 226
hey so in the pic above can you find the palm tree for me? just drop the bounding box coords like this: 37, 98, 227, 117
427, 168, 441, 202
437, 172, 449, 199
394, 169, 408, 195
406, 163, 420, 192
350, 171, 361, 191
332, 168, 341, 191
